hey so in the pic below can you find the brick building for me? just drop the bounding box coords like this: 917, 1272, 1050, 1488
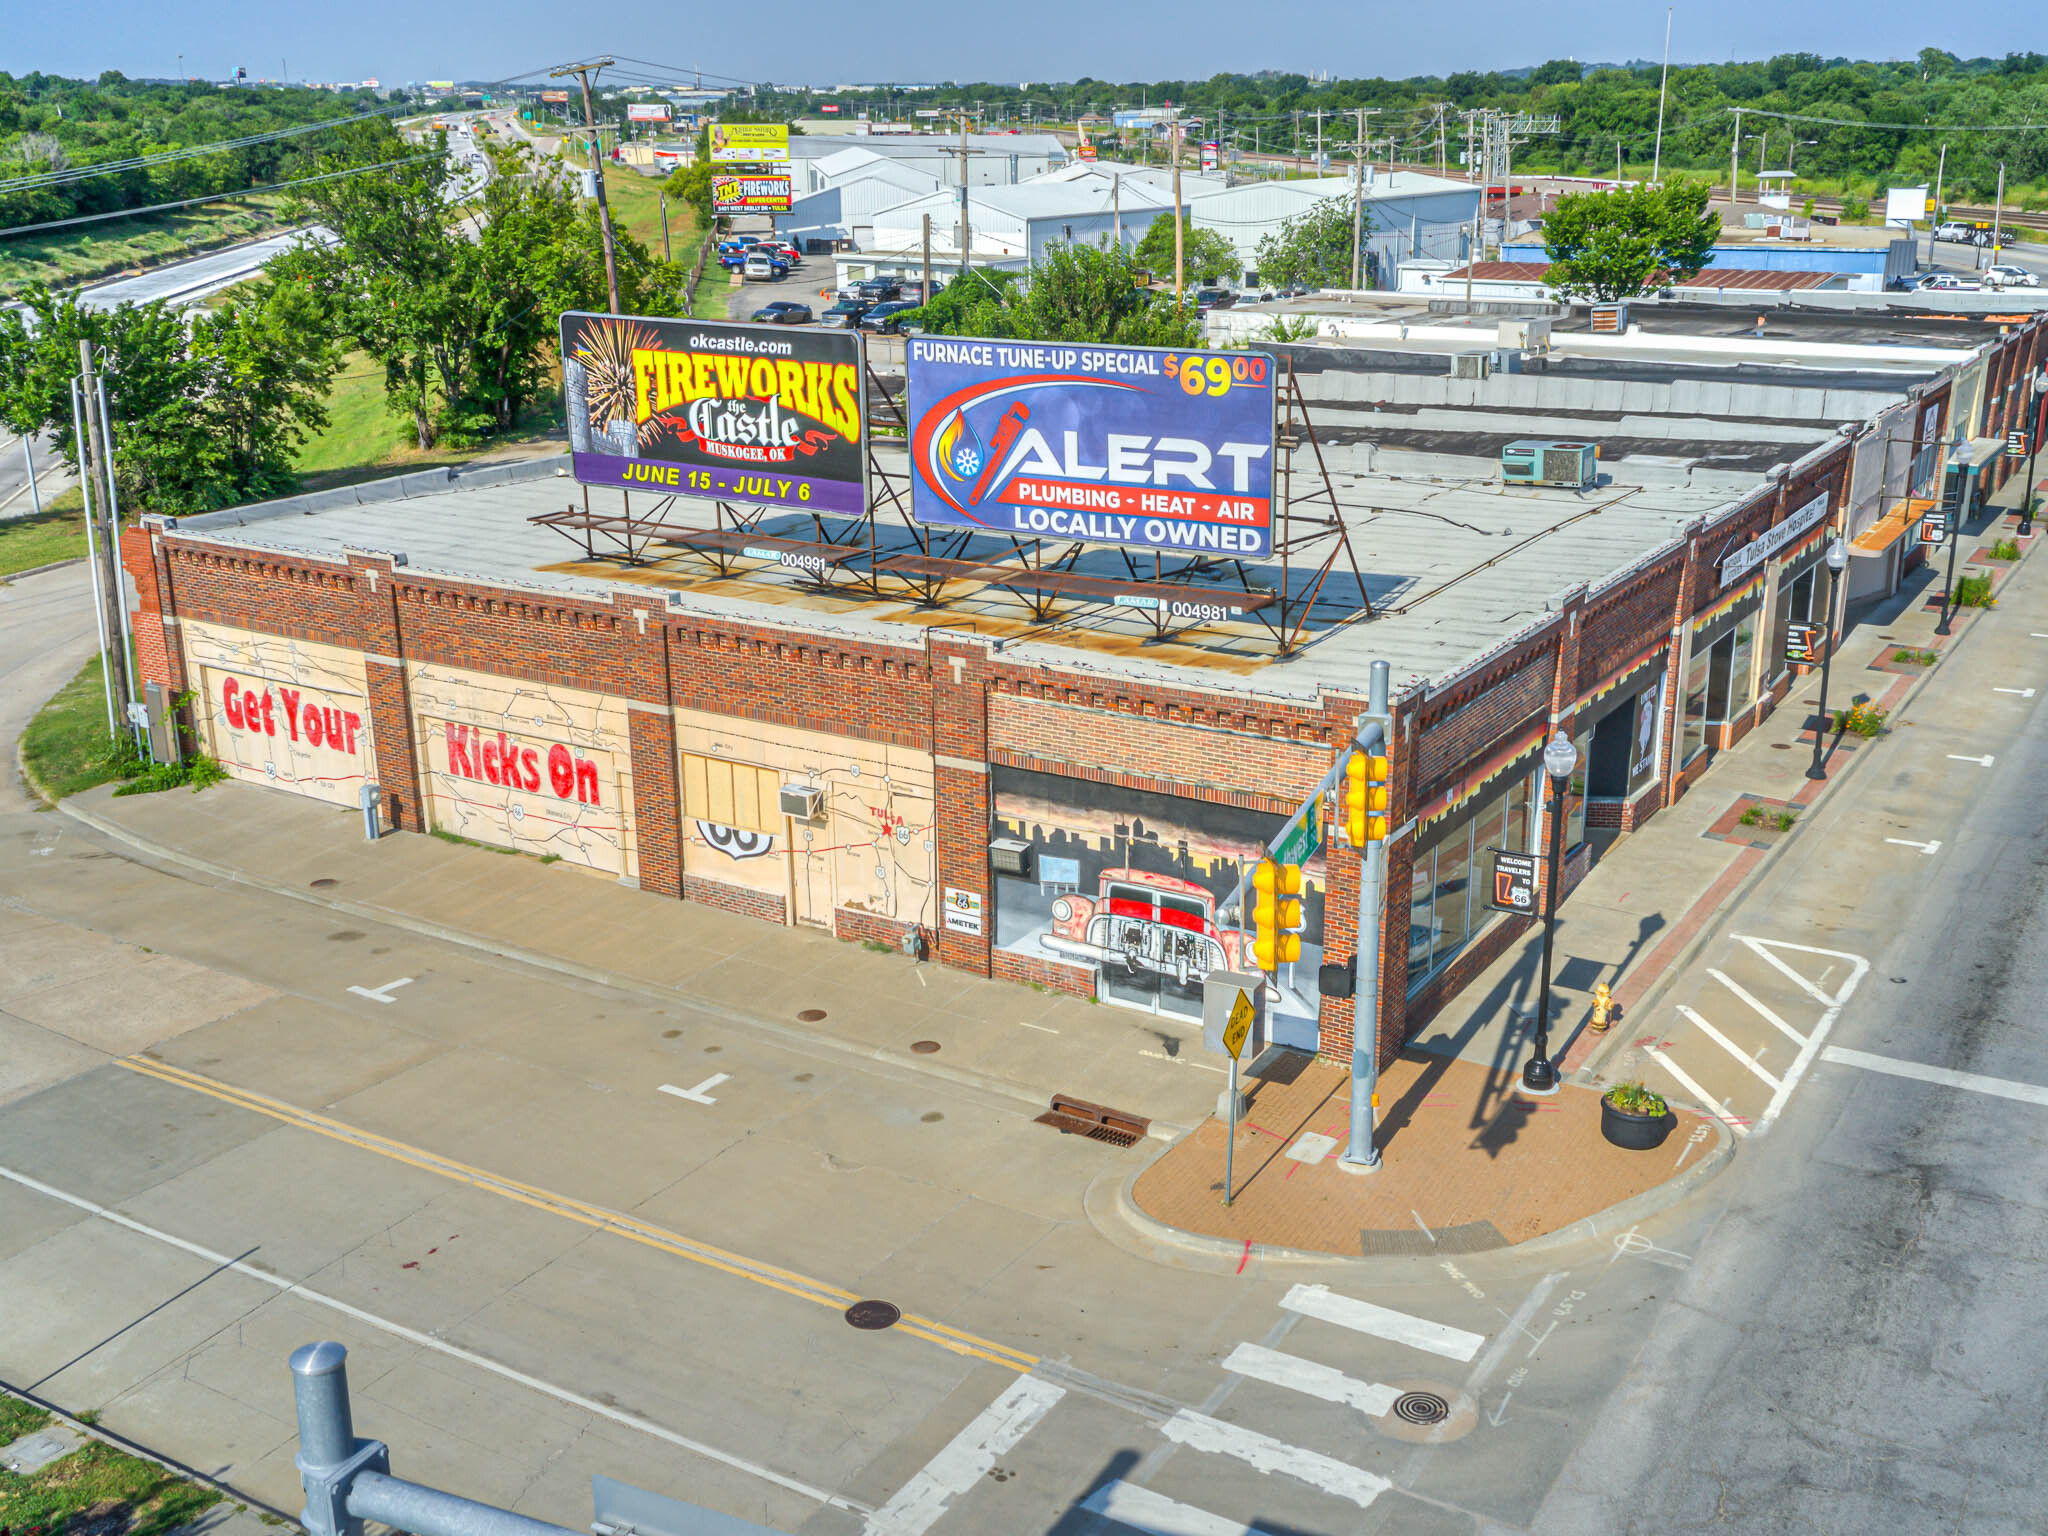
124, 303, 2047, 1073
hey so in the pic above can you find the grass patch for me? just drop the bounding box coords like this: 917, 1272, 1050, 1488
19, 654, 127, 801
0, 1434, 222, 1536
0, 493, 90, 578
0, 1396, 52, 1444
0, 196, 288, 299
427, 826, 561, 863
291, 351, 562, 490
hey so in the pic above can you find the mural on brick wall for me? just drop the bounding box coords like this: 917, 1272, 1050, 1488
675, 710, 936, 932
408, 663, 637, 878
184, 622, 376, 809
991, 766, 1325, 1047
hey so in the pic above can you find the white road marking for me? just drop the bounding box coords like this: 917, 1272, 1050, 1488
1473, 1273, 1567, 1385
1643, 1044, 1750, 1135
1280, 1284, 1484, 1362
1706, 968, 1807, 1047
1734, 936, 1870, 1134
864, 1376, 1065, 1535
1160, 1411, 1389, 1511
1884, 837, 1942, 855
1993, 687, 2037, 697
0, 1163, 868, 1515
1487, 1392, 1512, 1427
1222, 1342, 1400, 1418
1947, 753, 1996, 767
1675, 1005, 1782, 1089
1821, 1047, 2048, 1108
346, 977, 414, 1004
658, 1074, 729, 1105
1016, 1021, 1060, 1034
1080, 1481, 1250, 1536
1138, 1049, 1228, 1075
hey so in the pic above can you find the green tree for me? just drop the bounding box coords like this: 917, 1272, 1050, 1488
1253, 197, 1369, 290
1132, 215, 1241, 285
1020, 240, 1200, 346
1540, 179, 1719, 301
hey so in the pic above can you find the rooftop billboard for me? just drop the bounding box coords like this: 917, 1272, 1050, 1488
561, 312, 867, 517
905, 340, 1276, 557
710, 123, 790, 164
712, 174, 794, 213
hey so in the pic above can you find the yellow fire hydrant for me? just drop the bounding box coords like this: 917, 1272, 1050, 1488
1590, 981, 1615, 1033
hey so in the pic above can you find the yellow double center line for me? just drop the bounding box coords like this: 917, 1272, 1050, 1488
117, 1055, 1039, 1374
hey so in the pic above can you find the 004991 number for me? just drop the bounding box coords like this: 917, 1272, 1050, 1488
1164, 353, 1268, 397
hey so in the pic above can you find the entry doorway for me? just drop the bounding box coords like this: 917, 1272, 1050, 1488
1586, 704, 1636, 799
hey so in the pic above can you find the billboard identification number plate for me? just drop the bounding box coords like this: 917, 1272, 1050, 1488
905, 339, 1277, 557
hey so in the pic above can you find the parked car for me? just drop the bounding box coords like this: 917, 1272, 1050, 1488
854, 277, 903, 304
1189, 287, 1235, 313
742, 253, 782, 282
1917, 272, 1981, 291
856, 300, 920, 334
1932, 221, 1993, 246
758, 241, 802, 264
1985, 264, 2040, 288
750, 301, 813, 325
718, 235, 762, 255
820, 299, 871, 328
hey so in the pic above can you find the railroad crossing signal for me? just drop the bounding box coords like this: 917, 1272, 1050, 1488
1252, 858, 1304, 971
1341, 749, 1391, 846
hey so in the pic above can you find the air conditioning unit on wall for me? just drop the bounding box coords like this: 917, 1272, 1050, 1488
779, 783, 824, 820
1501, 439, 1598, 489
1450, 351, 1492, 380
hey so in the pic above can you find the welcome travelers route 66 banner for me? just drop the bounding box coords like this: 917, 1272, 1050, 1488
905, 339, 1277, 557
560, 312, 867, 516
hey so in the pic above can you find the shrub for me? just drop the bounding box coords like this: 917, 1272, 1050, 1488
1991, 538, 2020, 561
1835, 701, 1888, 737
1840, 196, 1871, 221
1605, 1082, 1669, 1116
1893, 648, 1939, 666
1952, 573, 1994, 608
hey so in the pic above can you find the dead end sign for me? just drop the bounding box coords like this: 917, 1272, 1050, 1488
1223, 989, 1256, 1059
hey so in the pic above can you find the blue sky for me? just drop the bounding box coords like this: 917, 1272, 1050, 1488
0, 1, 2024, 91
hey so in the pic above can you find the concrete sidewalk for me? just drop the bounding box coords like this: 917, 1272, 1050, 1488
1411, 463, 2043, 1092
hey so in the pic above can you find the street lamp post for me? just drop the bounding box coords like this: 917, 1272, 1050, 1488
2022, 368, 2047, 540
1521, 729, 1579, 1095
1935, 429, 1972, 637
1805, 537, 1850, 780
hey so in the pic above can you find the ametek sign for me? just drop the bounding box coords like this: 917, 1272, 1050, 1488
905, 340, 1277, 556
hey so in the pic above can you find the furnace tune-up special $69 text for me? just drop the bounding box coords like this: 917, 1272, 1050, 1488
560, 312, 868, 517
905, 341, 1278, 557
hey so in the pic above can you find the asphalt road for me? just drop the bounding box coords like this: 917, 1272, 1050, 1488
3, 521, 2046, 1535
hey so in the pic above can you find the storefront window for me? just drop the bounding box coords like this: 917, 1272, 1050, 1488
1408, 851, 1435, 973
1432, 821, 1473, 969
1726, 618, 1757, 719
1681, 645, 1710, 765
1566, 728, 1590, 849
1768, 565, 1816, 677
1406, 773, 1537, 994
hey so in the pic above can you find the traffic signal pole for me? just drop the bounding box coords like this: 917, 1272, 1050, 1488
1340, 659, 1393, 1173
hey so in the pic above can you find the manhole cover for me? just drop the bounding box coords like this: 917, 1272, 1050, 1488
1392, 1390, 1451, 1426
310, 878, 339, 889
1770, 743, 1792, 750
910, 1040, 941, 1054
797, 1009, 827, 1022
844, 1300, 901, 1330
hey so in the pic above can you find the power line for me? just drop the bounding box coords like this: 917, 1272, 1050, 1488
0, 153, 440, 239
1730, 106, 2047, 133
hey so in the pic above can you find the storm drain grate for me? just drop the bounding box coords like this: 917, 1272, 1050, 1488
310, 878, 339, 889
1034, 1094, 1149, 1149
1391, 1390, 1451, 1426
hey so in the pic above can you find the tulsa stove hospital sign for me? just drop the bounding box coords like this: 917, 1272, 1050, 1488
906, 340, 1277, 557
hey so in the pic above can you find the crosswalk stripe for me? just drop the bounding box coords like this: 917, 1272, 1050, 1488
864, 1376, 1066, 1535
1160, 1410, 1390, 1510
1222, 1342, 1400, 1417
1080, 1480, 1252, 1536
1280, 1284, 1485, 1362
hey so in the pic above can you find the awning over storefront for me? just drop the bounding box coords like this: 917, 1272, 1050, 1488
1851, 496, 1936, 555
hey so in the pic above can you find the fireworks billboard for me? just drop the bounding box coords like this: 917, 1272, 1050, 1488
560, 312, 867, 517
712, 174, 794, 213
709, 124, 790, 164
905, 339, 1277, 556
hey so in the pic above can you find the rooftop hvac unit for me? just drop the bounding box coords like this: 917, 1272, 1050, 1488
778, 783, 824, 821
1589, 301, 1630, 333
1501, 439, 1598, 489
1497, 316, 1552, 353
1450, 350, 1492, 380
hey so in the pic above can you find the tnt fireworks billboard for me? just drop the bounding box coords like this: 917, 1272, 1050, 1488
906, 340, 1276, 557
710, 123, 790, 164
560, 312, 867, 517
713, 174, 794, 213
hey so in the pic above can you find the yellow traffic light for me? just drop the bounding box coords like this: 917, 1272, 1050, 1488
1251, 858, 1304, 970
1342, 751, 1392, 844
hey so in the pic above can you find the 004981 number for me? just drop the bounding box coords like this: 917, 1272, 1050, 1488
1164, 353, 1268, 397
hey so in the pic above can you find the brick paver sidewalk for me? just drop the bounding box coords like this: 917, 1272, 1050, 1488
1130, 1053, 1713, 1257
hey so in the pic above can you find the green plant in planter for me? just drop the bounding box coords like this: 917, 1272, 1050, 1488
1835, 701, 1888, 737
1952, 573, 1994, 608
1604, 1081, 1668, 1116
1893, 648, 1939, 666
1991, 538, 2020, 561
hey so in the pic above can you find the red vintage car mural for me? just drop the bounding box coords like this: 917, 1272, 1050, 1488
1040, 867, 1249, 987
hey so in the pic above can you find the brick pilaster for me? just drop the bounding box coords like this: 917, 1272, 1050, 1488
618, 596, 682, 899
346, 552, 419, 832
928, 632, 992, 974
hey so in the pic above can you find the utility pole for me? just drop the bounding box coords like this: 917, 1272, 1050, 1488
1350, 107, 1375, 290
659, 191, 670, 262
953, 111, 972, 277
1113, 172, 1122, 248
1729, 106, 1743, 218
77, 342, 133, 738
1313, 109, 1325, 171
552, 58, 621, 313
1652, 5, 1672, 184
921, 212, 932, 301
1293, 109, 1303, 175
1930, 142, 1948, 266
1991, 160, 2007, 262
1172, 106, 1185, 302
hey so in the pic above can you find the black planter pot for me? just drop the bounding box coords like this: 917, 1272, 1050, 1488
1601, 1098, 1677, 1150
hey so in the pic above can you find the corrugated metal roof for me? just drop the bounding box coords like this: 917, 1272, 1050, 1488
1438, 261, 1834, 291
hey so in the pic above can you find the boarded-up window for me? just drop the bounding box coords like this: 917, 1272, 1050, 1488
680, 753, 783, 834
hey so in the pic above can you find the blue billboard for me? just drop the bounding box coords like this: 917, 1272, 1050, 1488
905, 340, 1277, 558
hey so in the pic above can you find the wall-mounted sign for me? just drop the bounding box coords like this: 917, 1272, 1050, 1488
905, 339, 1277, 556
2007, 429, 2029, 459
561, 312, 867, 516
943, 886, 985, 935
1720, 490, 1831, 587
712, 173, 793, 212
1488, 849, 1538, 914
710, 123, 790, 164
